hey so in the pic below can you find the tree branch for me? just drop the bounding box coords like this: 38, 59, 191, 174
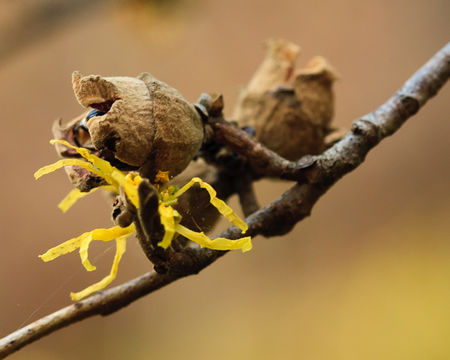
208, 118, 317, 181
1, 42, 448, 358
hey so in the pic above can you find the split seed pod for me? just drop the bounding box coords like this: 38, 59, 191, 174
233, 39, 338, 160
65, 71, 203, 182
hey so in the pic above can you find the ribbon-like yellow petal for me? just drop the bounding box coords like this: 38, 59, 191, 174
78, 225, 135, 272
34, 158, 103, 179
176, 224, 252, 253
50, 140, 142, 208
39, 225, 135, 264
79, 233, 96, 271
58, 185, 116, 213
39, 236, 83, 262
174, 177, 248, 233
158, 203, 180, 249
70, 235, 128, 301
50, 139, 115, 176
119, 173, 141, 208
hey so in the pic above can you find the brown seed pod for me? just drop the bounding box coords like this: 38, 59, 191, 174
71, 71, 204, 179
233, 39, 338, 160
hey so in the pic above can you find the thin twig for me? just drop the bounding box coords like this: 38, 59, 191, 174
0, 42, 448, 358
234, 170, 260, 217
0, 271, 178, 358
209, 118, 317, 181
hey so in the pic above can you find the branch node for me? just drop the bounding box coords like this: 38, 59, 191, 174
351, 118, 380, 145
399, 94, 420, 117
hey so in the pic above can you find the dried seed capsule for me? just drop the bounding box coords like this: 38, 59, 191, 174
71, 71, 204, 179
233, 39, 338, 161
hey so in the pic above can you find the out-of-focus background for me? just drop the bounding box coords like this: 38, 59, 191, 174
0, 0, 449, 359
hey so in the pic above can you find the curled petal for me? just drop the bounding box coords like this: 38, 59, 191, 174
175, 177, 248, 233
119, 173, 142, 208
50, 139, 142, 207
77, 225, 135, 272
158, 203, 179, 249
70, 235, 128, 301
34, 158, 103, 179
39, 225, 135, 265
79, 233, 96, 271
176, 224, 252, 253
50, 139, 114, 175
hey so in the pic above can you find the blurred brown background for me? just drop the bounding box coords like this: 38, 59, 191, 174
0, 0, 449, 359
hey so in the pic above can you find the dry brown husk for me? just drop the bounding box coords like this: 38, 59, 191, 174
233, 39, 338, 160
71, 71, 204, 178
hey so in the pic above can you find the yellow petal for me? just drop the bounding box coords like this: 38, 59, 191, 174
174, 177, 248, 233
48, 140, 142, 208
39, 236, 83, 262
58, 185, 116, 213
158, 203, 180, 249
79, 233, 96, 271
34, 158, 103, 179
176, 224, 252, 253
39, 224, 135, 264
119, 173, 141, 208
50, 139, 115, 175
77, 225, 135, 272
70, 235, 128, 301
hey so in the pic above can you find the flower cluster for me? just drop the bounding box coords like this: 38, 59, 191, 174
35, 140, 251, 301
